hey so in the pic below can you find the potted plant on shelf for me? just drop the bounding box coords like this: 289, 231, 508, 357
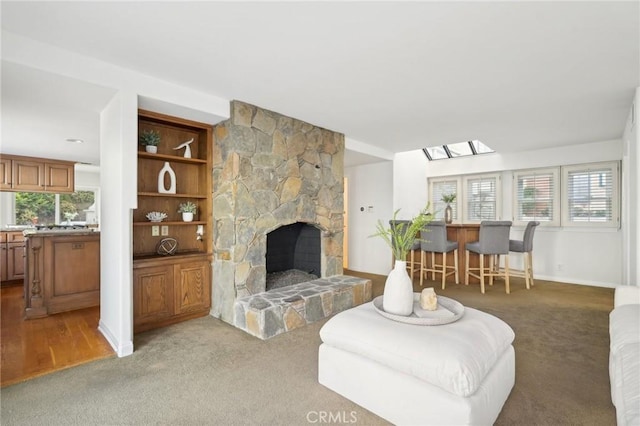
178, 201, 197, 222
139, 129, 161, 153
441, 193, 456, 224
371, 206, 432, 316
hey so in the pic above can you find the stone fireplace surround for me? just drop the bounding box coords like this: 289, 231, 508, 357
211, 101, 371, 338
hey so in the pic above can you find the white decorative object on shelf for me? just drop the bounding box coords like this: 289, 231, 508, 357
173, 138, 194, 158
146, 211, 168, 222
158, 161, 176, 194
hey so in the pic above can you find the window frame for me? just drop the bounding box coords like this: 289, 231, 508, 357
428, 177, 461, 222
512, 167, 560, 227
561, 161, 620, 228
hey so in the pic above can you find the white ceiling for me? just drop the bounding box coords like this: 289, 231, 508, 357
1, 1, 638, 167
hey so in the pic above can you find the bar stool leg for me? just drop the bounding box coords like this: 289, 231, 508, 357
489, 255, 495, 287
430, 252, 435, 280
420, 250, 425, 287
465, 250, 470, 285
453, 249, 459, 284
504, 255, 510, 294
528, 251, 535, 287
479, 253, 485, 294
441, 251, 447, 290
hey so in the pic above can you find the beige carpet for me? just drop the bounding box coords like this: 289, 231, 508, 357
0, 271, 616, 425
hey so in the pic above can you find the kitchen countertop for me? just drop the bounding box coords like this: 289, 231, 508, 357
23, 230, 100, 237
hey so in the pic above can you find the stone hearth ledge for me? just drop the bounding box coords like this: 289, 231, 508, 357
234, 275, 372, 339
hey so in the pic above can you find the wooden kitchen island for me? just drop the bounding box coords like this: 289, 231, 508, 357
24, 231, 100, 319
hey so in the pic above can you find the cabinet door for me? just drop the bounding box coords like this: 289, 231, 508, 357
174, 260, 211, 314
0, 158, 11, 190
134, 265, 175, 326
0, 244, 7, 282
45, 163, 74, 193
7, 242, 25, 280
12, 159, 44, 191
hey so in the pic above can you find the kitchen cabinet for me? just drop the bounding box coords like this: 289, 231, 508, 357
1, 231, 26, 283
132, 110, 213, 333
24, 232, 100, 318
0, 154, 75, 193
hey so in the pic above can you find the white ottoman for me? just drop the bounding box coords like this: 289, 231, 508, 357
318, 300, 515, 425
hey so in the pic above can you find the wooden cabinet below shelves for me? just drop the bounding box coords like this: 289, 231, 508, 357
133, 255, 211, 333
0, 154, 75, 193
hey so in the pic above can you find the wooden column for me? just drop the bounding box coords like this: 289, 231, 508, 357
25, 236, 47, 318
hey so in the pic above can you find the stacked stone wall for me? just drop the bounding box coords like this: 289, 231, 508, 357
211, 101, 345, 325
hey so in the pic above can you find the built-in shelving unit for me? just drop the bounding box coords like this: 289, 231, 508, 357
132, 109, 213, 333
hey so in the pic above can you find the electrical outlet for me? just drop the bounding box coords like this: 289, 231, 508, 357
161, 225, 169, 236
151, 226, 159, 237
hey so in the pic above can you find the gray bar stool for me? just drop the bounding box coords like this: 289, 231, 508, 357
508, 221, 540, 289
465, 221, 512, 294
419, 221, 459, 289
389, 220, 421, 280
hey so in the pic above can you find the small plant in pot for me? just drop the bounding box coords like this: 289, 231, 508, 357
178, 201, 197, 222
441, 193, 456, 224
139, 129, 161, 153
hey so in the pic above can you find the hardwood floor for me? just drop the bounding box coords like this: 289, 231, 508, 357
1, 283, 115, 387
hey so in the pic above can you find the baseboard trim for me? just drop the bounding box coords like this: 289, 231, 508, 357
534, 274, 618, 288
98, 320, 134, 358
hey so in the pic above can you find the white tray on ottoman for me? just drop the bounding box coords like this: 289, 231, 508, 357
318, 299, 515, 425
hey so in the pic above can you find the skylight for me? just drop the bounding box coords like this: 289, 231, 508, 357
423, 140, 494, 161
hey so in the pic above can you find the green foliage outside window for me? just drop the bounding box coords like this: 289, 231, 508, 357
14, 191, 95, 225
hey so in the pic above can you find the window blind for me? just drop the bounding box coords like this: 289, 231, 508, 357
515, 171, 555, 222
466, 176, 497, 221
567, 167, 613, 223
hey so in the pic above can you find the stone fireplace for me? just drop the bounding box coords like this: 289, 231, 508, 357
211, 101, 372, 338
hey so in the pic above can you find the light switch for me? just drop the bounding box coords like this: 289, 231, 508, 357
151, 226, 159, 236
161, 225, 169, 236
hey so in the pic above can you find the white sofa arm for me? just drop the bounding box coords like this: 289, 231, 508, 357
614, 286, 640, 308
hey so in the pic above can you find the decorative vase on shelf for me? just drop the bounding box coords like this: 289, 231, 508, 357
182, 212, 194, 222
444, 203, 453, 224
158, 162, 176, 194
383, 260, 414, 316
145, 145, 158, 154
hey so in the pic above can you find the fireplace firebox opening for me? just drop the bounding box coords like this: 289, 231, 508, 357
266, 223, 321, 291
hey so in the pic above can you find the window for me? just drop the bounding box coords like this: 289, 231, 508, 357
429, 179, 459, 221
463, 173, 501, 222
562, 162, 619, 227
423, 140, 495, 161
513, 167, 560, 226
14, 188, 98, 226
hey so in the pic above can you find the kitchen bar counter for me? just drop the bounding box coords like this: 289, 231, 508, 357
24, 231, 100, 318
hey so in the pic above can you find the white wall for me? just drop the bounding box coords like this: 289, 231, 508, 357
392, 139, 625, 287
97, 91, 137, 357
344, 161, 394, 276
622, 88, 639, 286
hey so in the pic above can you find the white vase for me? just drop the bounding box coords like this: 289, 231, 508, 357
145, 145, 157, 153
158, 161, 176, 194
383, 260, 414, 316
182, 212, 194, 222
